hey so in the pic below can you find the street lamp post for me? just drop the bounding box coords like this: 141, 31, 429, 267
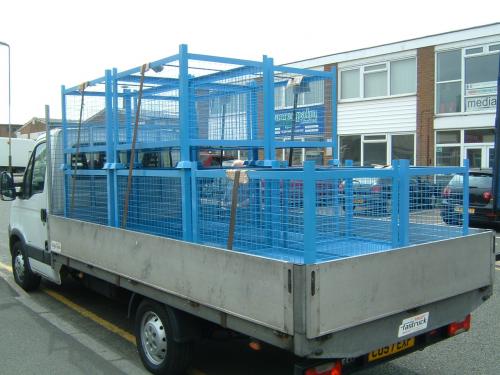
0, 41, 11, 176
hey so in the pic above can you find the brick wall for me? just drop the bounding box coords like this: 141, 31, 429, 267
416, 46, 435, 166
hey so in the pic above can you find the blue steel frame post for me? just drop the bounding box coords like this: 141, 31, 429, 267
112, 68, 120, 226
331, 67, 338, 160
250, 81, 259, 161
345, 159, 353, 238
263, 55, 275, 163
123, 88, 132, 143
61, 85, 69, 217
391, 160, 400, 247
179, 44, 193, 241
492, 58, 500, 211
398, 159, 410, 246
303, 161, 317, 264
105, 69, 117, 227
270, 160, 281, 256
190, 164, 199, 243
462, 159, 469, 235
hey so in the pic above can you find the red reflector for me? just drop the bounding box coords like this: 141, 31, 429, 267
305, 361, 342, 375
371, 185, 381, 193
482, 191, 492, 203
448, 314, 471, 336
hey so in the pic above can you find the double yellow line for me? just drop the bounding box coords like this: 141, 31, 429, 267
0, 261, 134, 343
0, 260, 205, 375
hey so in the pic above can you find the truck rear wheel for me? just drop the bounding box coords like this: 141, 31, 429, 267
11, 241, 41, 291
135, 299, 192, 375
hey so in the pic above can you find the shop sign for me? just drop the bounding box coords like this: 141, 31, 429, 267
274, 105, 324, 137
465, 95, 497, 112
465, 81, 497, 112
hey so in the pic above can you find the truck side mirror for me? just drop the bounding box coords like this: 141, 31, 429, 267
0, 172, 16, 201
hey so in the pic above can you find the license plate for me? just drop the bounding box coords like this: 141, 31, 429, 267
455, 207, 475, 214
354, 198, 364, 204
367, 338, 415, 362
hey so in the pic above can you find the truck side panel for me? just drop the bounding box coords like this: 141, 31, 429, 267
49, 215, 294, 334
306, 230, 493, 338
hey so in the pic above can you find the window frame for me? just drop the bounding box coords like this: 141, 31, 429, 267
22, 141, 47, 199
339, 57, 417, 102
435, 42, 500, 116
339, 132, 415, 166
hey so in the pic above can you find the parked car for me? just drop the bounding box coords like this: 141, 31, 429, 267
340, 176, 435, 215
441, 169, 497, 227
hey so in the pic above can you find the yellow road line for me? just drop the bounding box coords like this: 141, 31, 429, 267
0, 261, 206, 374
0, 262, 12, 272
42, 288, 137, 345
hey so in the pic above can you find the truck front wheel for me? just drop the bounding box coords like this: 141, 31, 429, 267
135, 299, 192, 375
11, 241, 41, 291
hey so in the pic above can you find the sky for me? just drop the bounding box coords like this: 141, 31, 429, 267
0, 0, 499, 125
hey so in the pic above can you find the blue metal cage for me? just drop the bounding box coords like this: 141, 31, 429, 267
52, 44, 469, 265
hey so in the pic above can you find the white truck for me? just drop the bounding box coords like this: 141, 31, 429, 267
0, 128, 495, 375
0, 137, 35, 173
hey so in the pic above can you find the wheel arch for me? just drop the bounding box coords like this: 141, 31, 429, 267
9, 229, 26, 256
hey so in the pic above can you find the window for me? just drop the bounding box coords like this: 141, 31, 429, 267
363, 135, 387, 165
436, 50, 462, 113
341, 69, 359, 99
364, 63, 387, 98
464, 129, 494, 143
436, 44, 499, 114
392, 134, 414, 164
436, 146, 461, 166
275, 78, 325, 109
340, 58, 416, 100
339, 135, 361, 165
390, 59, 416, 95
340, 133, 414, 166
436, 130, 460, 144
24, 142, 47, 197
464, 53, 500, 112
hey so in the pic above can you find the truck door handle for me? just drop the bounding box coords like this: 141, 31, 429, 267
41, 209, 47, 223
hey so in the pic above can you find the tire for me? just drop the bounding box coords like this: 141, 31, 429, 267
11, 241, 41, 292
135, 299, 192, 375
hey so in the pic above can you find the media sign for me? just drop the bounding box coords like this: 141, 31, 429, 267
465, 81, 498, 112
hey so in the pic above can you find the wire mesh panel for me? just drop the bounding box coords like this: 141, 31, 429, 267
316, 178, 393, 261
189, 59, 264, 146
65, 174, 108, 225
196, 173, 306, 263
273, 68, 333, 166
116, 95, 180, 145
117, 174, 183, 239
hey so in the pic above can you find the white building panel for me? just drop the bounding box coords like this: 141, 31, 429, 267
434, 113, 496, 130
338, 96, 416, 135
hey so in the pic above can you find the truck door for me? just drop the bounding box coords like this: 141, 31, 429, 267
13, 142, 50, 267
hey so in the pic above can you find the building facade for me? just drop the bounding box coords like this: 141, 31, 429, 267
289, 23, 500, 168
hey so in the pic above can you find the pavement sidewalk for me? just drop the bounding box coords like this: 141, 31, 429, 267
0, 276, 124, 375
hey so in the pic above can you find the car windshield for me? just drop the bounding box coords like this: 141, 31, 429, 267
448, 173, 492, 188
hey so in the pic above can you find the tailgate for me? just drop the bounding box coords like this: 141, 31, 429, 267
305, 230, 494, 339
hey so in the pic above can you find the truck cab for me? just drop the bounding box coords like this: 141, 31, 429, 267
1, 130, 61, 289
